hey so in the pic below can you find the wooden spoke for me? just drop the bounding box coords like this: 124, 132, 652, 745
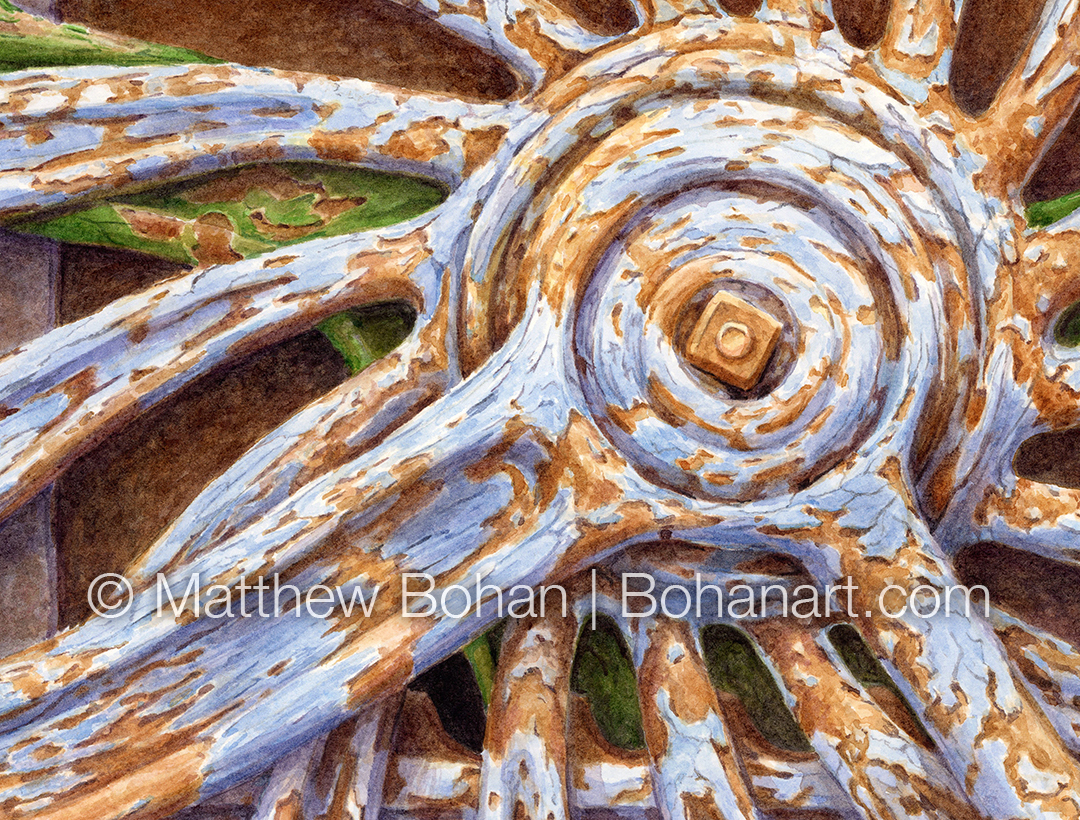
802, 457, 1080, 818
255, 736, 327, 820
478, 607, 579, 820
747, 619, 978, 820
962, 0, 1080, 195
633, 616, 757, 820
876, 0, 958, 96
0, 64, 513, 217
127, 330, 451, 587
3, 0, 1080, 817
382, 689, 482, 815
0, 321, 657, 818
384, 0, 641, 90
756, 0, 836, 32
0, 209, 459, 529
991, 609, 1080, 757
933, 216, 1080, 564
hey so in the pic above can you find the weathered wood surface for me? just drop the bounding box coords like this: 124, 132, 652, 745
633, 616, 758, 820
1, 2, 1080, 819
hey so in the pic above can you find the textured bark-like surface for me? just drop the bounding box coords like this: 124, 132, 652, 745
634, 616, 757, 820
0, 489, 56, 657
748, 619, 977, 820
2, 1, 1080, 819
478, 608, 578, 820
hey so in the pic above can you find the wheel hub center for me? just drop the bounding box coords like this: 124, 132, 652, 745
682, 291, 783, 391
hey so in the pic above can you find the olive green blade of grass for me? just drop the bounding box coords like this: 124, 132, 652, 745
0, 0, 218, 71
1027, 190, 1080, 229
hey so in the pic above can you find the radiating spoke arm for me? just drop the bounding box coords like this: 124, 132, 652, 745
478, 605, 579, 820
990, 608, 1080, 757
934, 217, 1080, 565
747, 618, 976, 820
876, 0, 957, 95
127, 329, 452, 586
0, 200, 471, 529
0, 312, 657, 820
384, 0, 632, 90
791, 452, 1080, 819
632, 615, 759, 820
0, 62, 515, 216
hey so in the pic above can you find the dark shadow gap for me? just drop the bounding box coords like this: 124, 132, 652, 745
59, 244, 190, 323
550, 0, 637, 36
571, 614, 646, 750
59, 0, 518, 100
832, 0, 890, 50
1025, 106, 1080, 206
949, 0, 1048, 116
954, 542, 1080, 646
700, 624, 812, 753
718, 0, 764, 16
409, 653, 488, 752
1013, 428, 1080, 489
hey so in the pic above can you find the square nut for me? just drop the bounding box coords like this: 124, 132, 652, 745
683, 291, 782, 390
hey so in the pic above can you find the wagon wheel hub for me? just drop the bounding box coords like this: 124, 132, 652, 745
1, 5, 1080, 820
463, 26, 973, 503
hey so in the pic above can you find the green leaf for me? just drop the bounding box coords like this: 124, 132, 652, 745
10, 163, 445, 268
317, 306, 415, 376
16, 204, 198, 265
463, 635, 498, 708
1026, 191, 1080, 229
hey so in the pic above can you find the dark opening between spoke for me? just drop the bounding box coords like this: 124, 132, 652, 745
700, 624, 812, 753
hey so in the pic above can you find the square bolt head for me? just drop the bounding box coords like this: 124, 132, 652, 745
683, 291, 782, 391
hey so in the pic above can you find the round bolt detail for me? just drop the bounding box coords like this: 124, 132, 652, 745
716, 321, 753, 360
682, 291, 782, 391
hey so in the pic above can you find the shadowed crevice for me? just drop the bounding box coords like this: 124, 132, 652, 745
700, 624, 812, 753
955, 542, 1080, 647
1013, 428, 1080, 489
949, 0, 1048, 116
550, 0, 637, 36
59, 0, 519, 99
410, 653, 489, 752
832, 0, 890, 50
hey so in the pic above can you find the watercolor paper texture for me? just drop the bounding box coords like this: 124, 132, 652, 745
1, 1, 1079, 818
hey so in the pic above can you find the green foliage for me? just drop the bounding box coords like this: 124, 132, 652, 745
571, 616, 645, 749
463, 634, 498, 708
0, 0, 217, 72
10, 163, 445, 267
700, 624, 812, 752
1026, 191, 1080, 229
318, 306, 416, 376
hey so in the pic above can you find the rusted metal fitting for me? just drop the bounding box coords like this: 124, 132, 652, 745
682, 291, 782, 390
